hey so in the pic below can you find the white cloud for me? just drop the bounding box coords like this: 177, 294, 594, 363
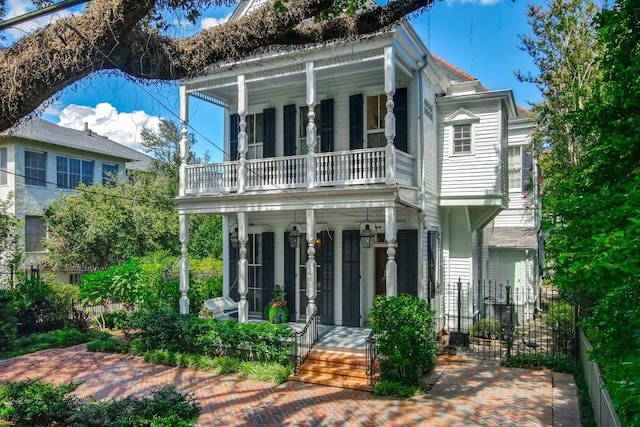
57, 102, 161, 151
201, 15, 229, 29
4, 0, 75, 41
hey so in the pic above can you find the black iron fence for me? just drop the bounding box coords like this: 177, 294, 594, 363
292, 310, 319, 373
440, 278, 577, 360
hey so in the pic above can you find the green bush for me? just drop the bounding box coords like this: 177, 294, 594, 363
95, 310, 131, 330
0, 289, 17, 351
0, 379, 80, 425
546, 301, 576, 351
373, 379, 425, 398
368, 294, 437, 384
87, 336, 126, 353
502, 353, 575, 373
1, 328, 107, 359
11, 276, 66, 334
470, 319, 502, 339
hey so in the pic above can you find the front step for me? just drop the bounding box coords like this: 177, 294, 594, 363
289, 349, 378, 391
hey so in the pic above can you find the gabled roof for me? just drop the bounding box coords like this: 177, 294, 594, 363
432, 55, 478, 83
1, 117, 151, 169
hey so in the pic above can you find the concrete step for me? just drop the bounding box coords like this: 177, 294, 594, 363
289, 371, 374, 391
297, 360, 370, 379
305, 350, 368, 368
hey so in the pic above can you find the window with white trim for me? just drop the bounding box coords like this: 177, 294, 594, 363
366, 94, 386, 148
102, 163, 119, 185
0, 148, 7, 185
299, 106, 322, 154
25, 216, 46, 252
508, 146, 522, 189
56, 156, 94, 189
453, 124, 472, 154
247, 234, 263, 314
246, 113, 263, 160
25, 150, 47, 187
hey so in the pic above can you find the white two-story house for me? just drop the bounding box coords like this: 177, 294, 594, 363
0, 118, 151, 266
174, 0, 529, 330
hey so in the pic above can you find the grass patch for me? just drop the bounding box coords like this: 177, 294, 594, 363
373, 379, 425, 398
238, 361, 293, 384
1, 328, 108, 359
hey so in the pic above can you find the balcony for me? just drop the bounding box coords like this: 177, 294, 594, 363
185, 147, 415, 196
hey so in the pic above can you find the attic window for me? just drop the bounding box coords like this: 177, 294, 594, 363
453, 124, 472, 154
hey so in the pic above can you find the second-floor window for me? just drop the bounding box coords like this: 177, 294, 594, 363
246, 112, 264, 160
453, 124, 472, 154
508, 146, 522, 189
57, 156, 94, 189
102, 163, 119, 186
0, 148, 7, 185
25, 150, 47, 187
366, 94, 386, 148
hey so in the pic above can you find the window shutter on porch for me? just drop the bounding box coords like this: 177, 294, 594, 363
320, 99, 334, 152
395, 87, 408, 153
522, 149, 534, 193
262, 232, 274, 320
228, 240, 239, 301
397, 229, 418, 296
263, 108, 276, 158
318, 230, 335, 324
283, 104, 297, 156
229, 114, 239, 161
349, 94, 364, 150
283, 232, 296, 321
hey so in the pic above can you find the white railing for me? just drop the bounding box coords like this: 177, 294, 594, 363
185, 147, 415, 195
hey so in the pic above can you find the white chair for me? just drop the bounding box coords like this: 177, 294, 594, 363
204, 297, 239, 320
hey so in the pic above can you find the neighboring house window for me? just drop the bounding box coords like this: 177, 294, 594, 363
366, 94, 386, 148
25, 216, 46, 252
299, 106, 322, 154
57, 156, 94, 189
0, 148, 6, 185
102, 163, 119, 185
25, 150, 47, 187
508, 146, 522, 189
453, 124, 472, 154
246, 112, 263, 160
247, 234, 263, 314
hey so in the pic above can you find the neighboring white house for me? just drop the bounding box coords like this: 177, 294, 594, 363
0, 117, 151, 266
173, 0, 536, 330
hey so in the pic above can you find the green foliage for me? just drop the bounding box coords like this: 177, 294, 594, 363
470, 319, 502, 339
546, 301, 576, 350
0, 379, 80, 425
87, 335, 126, 353
0, 380, 200, 427
1, 328, 106, 359
95, 310, 131, 330
10, 276, 68, 334
0, 194, 21, 274
373, 379, 425, 398
267, 284, 288, 324
237, 360, 293, 384
189, 215, 223, 259
368, 294, 437, 384
502, 353, 575, 373
0, 289, 17, 351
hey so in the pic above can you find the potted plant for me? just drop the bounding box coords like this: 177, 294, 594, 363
267, 284, 289, 324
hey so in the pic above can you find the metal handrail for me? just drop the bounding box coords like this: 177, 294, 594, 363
291, 311, 319, 373
365, 329, 378, 386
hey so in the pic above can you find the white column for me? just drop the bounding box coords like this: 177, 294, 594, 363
306, 62, 317, 190
237, 75, 248, 194
385, 206, 397, 296
305, 209, 317, 318
237, 212, 249, 323
179, 214, 190, 314
178, 86, 189, 196
384, 46, 397, 185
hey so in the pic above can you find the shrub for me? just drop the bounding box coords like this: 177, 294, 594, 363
1, 328, 106, 359
97, 310, 131, 330
502, 353, 575, 373
0, 289, 17, 351
87, 336, 126, 353
0, 379, 80, 425
373, 379, 425, 398
11, 276, 64, 334
368, 294, 437, 384
546, 301, 576, 351
470, 319, 502, 339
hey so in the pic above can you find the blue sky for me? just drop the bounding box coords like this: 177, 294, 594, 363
3, 0, 540, 160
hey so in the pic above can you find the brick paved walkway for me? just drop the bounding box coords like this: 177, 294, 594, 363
0, 345, 574, 426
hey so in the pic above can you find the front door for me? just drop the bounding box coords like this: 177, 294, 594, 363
342, 230, 361, 327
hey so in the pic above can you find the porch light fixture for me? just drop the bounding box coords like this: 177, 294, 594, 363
286, 212, 303, 248
229, 222, 239, 248
359, 209, 376, 249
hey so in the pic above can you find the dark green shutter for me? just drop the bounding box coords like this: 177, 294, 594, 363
229, 114, 239, 161
262, 232, 274, 319
397, 229, 418, 296
283, 104, 297, 156
342, 230, 361, 326
263, 108, 276, 158
318, 231, 334, 324
349, 94, 364, 150
284, 232, 296, 321
395, 87, 408, 153
320, 99, 334, 152
522, 149, 533, 192
228, 240, 239, 301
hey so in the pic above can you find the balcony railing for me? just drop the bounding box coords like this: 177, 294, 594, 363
184, 147, 415, 195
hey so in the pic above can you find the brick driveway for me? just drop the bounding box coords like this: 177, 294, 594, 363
0, 345, 568, 426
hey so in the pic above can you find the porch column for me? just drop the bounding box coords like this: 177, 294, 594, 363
384, 46, 397, 186
178, 87, 190, 314
237, 212, 249, 323
179, 214, 190, 314
385, 206, 398, 296
306, 62, 317, 190
305, 209, 317, 318
237, 75, 248, 194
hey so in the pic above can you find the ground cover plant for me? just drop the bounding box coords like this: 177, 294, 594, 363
1, 328, 108, 360
0, 379, 200, 427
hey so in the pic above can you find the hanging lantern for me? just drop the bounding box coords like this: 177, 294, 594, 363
359, 209, 376, 249
286, 212, 303, 248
